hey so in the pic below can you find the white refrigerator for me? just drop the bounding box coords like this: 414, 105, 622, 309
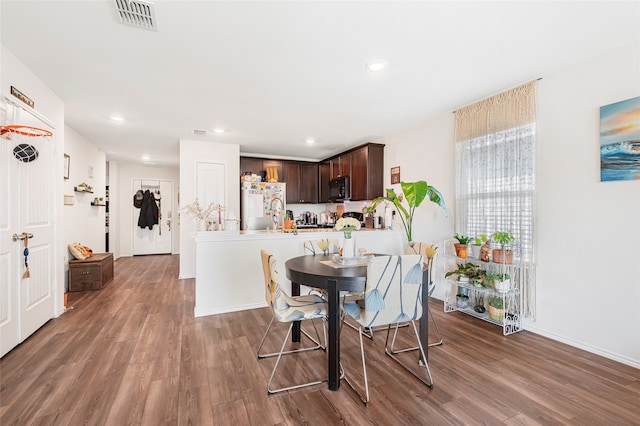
241, 182, 287, 230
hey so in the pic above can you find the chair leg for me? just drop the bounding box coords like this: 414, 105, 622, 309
342, 315, 373, 339
267, 322, 327, 394
257, 315, 325, 359
384, 321, 433, 388
387, 308, 443, 353
427, 304, 443, 347
342, 326, 370, 405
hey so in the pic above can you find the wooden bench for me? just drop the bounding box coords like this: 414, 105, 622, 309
68, 253, 114, 292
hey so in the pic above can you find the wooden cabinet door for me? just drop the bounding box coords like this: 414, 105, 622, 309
340, 153, 352, 178
330, 158, 340, 179
284, 162, 301, 203
347, 144, 384, 201
366, 144, 385, 199
299, 163, 319, 204
350, 147, 368, 200
240, 157, 263, 176
318, 161, 330, 203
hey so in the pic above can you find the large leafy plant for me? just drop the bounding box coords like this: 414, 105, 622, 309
367, 180, 446, 243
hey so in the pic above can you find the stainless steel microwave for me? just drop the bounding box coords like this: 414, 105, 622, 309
328, 176, 350, 201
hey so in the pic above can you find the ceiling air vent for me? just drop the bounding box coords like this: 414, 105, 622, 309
192, 129, 208, 136
114, 0, 158, 31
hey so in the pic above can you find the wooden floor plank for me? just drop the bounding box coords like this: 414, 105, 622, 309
1, 254, 638, 426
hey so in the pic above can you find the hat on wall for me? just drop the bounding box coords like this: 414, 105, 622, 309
133, 190, 144, 208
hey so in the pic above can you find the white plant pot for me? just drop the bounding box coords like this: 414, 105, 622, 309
342, 237, 356, 258
470, 244, 481, 259
493, 278, 511, 293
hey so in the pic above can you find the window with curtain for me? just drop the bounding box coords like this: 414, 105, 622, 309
454, 81, 537, 319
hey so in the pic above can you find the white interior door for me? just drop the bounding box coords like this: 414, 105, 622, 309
196, 162, 226, 222
1, 96, 56, 357
132, 179, 173, 255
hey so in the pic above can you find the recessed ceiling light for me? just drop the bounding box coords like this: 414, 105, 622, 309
142, 155, 150, 161
110, 115, 125, 122
305, 139, 315, 144
366, 59, 387, 72
213, 128, 225, 133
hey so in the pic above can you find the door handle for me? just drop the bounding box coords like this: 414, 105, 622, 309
12, 232, 33, 242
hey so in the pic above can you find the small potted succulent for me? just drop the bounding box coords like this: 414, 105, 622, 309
488, 297, 506, 321
456, 288, 470, 309
453, 233, 472, 258
470, 234, 488, 259
492, 231, 515, 264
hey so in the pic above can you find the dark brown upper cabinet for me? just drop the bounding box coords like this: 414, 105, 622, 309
330, 153, 352, 179
241, 142, 383, 203
318, 161, 330, 203
284, 161, 319, 204
349, 144, 384, 201
327, 143, 384, 201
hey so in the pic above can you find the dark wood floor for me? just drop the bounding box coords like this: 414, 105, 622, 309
1, 254, 638, 425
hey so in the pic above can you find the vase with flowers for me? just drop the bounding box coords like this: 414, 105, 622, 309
180, 199, 218, 231
334, 217, 361, 258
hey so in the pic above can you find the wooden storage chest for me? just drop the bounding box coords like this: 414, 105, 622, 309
68, 253, 114, 292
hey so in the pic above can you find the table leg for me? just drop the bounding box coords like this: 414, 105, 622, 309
419, 270, 429, 363
327, 279, 340, 390
291, 281, 301, 343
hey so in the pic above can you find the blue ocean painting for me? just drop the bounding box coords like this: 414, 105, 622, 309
600, 96, 640, 182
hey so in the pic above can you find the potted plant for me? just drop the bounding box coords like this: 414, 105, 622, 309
445, 262, 487, 287
453, 233, 472, 258
366, 180, 446, 246
487, 272, 511, 292
456, 288, 470, 308
488, 297, 506, 321
470, 234, 488, 259
492, 231, 514, 264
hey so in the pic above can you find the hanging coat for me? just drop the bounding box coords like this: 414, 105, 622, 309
138, 189, 159, 230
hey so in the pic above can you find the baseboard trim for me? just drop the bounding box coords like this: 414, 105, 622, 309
524, 324, 640, 369
194, 301, 268, 318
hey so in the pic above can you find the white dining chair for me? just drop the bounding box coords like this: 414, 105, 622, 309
402, 242, 443, 347
342, 255, 434, 404
257, 249, 328, 394
303, 239, 372, 339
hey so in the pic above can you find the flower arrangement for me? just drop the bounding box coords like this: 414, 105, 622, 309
334, 217, 361, 239
181, 199, 215, 221
180, 200, 226, 230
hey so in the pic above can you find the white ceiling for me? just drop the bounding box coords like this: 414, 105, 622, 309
1, 1, 638, 167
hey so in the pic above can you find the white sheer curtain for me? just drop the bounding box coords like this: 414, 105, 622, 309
454, 81, 537, 319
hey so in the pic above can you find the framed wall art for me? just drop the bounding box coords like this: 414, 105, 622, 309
391, 166, 400, 184
600, 96, 640, 182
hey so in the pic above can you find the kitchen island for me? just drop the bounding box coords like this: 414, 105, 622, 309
194, 229, 404, 317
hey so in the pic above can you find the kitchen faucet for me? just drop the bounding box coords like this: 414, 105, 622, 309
270, 197, 284, 230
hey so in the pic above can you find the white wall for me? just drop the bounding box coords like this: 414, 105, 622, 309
114, 163, 179, 258
382, 42, 640, 367
62, 124, 107, 289
530, 42, 639, 366
1, 45, 65, 312
179, 139, 240, 278
378, 112, 457, 298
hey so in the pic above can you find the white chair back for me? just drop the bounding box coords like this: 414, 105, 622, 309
346, 255, 423, 328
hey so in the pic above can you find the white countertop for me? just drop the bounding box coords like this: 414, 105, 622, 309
195, 228, 399, 241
